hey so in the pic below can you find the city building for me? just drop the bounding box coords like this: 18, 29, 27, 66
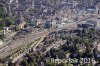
95, 18, 100, 29
57, 22, 77, 30
96, 2, 100, 15
86, 20, 96, 26
30, 16, 36, 26
3, 27, 11, 35
36, 19, 44, 27
17, 16, 26, 30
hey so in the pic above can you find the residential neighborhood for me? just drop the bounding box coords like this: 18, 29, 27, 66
0, 0, 100, 66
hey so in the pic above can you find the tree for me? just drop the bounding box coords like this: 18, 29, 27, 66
34, 63, 38, 66
29, 62, 34, 66
0, 6, 5, 18
0, 5, 15, 30
21, 59, 28, 66
0, 20, 5, 30
5, 17, 15, 26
